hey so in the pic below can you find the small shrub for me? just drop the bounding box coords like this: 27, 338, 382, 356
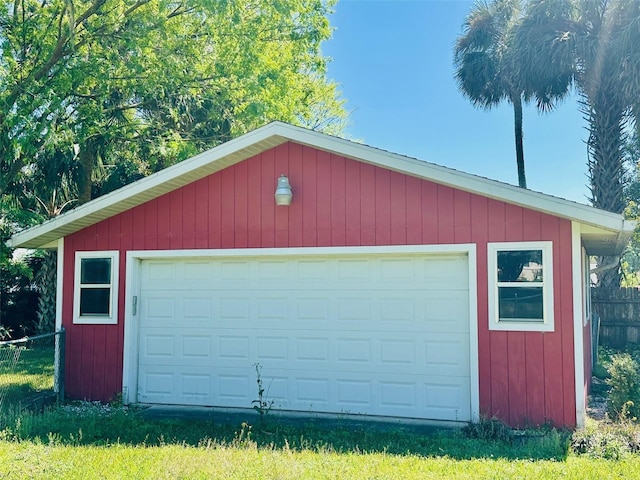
592, 362, 609, 380
572, 419, 640, 459
606, 353, 640, 421
462, 416, 513, 442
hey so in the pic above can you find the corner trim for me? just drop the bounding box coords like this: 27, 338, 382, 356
55, 238, 64, 331
572, 221, 586, 428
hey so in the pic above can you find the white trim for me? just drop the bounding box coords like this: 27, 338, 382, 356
126, 244, 475, 260
487, 241, 554, 332
572, 222, 586, 428
73, 250, 120, 325
53, 238, 64, 395
55, 238, 64, 332
121, 244, 480, 422
122, 254, 140, 405
583, 246, 591, 328
467, 245, 480, 423
8, 122, 634, 250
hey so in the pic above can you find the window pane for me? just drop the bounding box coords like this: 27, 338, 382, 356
81, 258, 111, 284
80, 288, 111, 315
497, 250, 543, 283
498, 286, 543, 321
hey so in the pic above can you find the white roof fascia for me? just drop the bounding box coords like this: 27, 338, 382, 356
8, 123, 289, 248
279, 124, 634, 235
8, 121, 635, 249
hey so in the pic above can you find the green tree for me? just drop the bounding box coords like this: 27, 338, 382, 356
0, 0, 347, 334
0, 0, 347, 205
454, 0, 564, 189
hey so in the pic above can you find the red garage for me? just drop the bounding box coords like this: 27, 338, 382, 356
9, 122, 634, 427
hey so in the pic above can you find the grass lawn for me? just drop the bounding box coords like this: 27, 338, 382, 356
2, 343, 640, 479
2, 441, 640, 480
0, 403, 639, 479
0, 344, 55, 407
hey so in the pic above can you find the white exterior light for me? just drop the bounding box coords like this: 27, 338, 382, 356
275, 175, 293, 206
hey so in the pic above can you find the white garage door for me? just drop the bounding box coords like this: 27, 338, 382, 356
136, 252, 471, 421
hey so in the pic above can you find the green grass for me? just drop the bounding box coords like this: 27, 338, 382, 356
2, 343, 640, 478
2, 441, 640, 480
0, 345, 55, 409
0, 402, 638, 479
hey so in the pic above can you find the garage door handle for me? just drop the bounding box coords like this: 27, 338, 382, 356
132, 296, 138, 316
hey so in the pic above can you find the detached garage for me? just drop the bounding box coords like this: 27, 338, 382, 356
9, 122, 634, 428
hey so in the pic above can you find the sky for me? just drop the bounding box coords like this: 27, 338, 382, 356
323, 0, 590, 204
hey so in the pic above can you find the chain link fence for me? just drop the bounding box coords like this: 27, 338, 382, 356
0, 329, 65, 415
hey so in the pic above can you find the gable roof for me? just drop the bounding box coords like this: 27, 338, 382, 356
8, 121, 635, 254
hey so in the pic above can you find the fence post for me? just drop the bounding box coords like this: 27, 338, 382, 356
54, 327, 65, 403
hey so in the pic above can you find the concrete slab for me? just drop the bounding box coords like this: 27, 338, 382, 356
134, 404, 461, 435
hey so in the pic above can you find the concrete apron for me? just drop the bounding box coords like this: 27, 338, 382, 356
135, 404, 461, 434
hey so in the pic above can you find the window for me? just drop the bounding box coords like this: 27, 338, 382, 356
74, 251, 119, 324
488, 242, 554, 332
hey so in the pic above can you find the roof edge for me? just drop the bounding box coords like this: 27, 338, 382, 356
8, 121, 636, 249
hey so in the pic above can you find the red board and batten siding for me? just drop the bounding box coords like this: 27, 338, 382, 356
61, 142, 576, 427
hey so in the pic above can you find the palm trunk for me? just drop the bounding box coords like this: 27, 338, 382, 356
35, 250, 57, 334
586, 90, 627, 287
513, 95, 527, 189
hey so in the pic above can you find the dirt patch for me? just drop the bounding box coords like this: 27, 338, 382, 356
587, 377, 609, 421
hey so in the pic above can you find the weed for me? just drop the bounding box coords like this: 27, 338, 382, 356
571, 418, 640, 459
251, 363, 274, 429
232, 422, 256, 449
462, 416, 513, 442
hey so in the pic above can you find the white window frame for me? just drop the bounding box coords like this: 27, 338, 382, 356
73, 250, 119, 325
488, 241, 554, 332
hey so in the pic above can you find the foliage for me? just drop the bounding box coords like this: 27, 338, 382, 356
513, 0, 640, 216
251, 363, 275, 429
621, 133, 640, 286
0, 400, 568, 460
606, 353, 640, 421
572, 418, 640, 459
453, 0, 567, 189
462, 415, 514, 442
0, 0, 347, 210
0, 0, 348, 331
0, 255, 40, 339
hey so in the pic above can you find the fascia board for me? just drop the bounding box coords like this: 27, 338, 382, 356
8, 121, 635, 248
278, 123, 634, 234
8, 123, 289, 248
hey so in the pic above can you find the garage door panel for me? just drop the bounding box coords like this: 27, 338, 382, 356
424, 336, 470, 377
138, 366, 471, 420
137, 253, 472, 421
218, 335, 250, 360
425, 381, 472, 421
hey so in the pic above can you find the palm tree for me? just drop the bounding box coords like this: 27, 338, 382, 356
513, 0, 640, 286
513, 0, 640, 214
454, 0, 562, 189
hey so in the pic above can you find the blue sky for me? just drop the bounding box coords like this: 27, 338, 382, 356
324, 0, 589, 204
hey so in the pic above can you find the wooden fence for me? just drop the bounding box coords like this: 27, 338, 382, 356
592, 287, 640, 348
